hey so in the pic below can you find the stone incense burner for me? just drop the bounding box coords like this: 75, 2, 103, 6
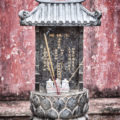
19, 0, 101, 119
30, 89, 88, 120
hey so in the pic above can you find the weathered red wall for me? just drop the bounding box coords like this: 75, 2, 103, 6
84, 0, 120, 97
0, 0, 120, 100
0, 0, 37, 100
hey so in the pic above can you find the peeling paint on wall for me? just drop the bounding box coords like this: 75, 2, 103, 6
0, 0, 37, 100
84, 0, 120, 97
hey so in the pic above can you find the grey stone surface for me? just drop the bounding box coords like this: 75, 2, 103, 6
36, 27, 83, 90
33, 116, 87, 120
60, 109, 72, 119
36, 106, 45, 118
82, 93, 88, 103
83, 103, 89, 114
30, 95, 40, 107
41, 99, 51, 110
53, 99, 65, 112
33, 117, 40, 120
46, 109, 58, 119
67, 97, 77, 111
18, 10, 30, 20
30, 103, 36, 114
77, 117, 86, 120
64, 97, 68, 102
78, 94, 87, 108
73, 106, 82, 117
30, 90, 89, 119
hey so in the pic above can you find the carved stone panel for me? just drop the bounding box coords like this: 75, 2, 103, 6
35, 27, 83, 91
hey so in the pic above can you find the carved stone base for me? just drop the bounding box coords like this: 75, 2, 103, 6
32, 115, 88, 120
30, 89, 89, 119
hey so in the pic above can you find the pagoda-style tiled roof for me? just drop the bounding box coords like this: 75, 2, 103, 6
19, 0, 102, 26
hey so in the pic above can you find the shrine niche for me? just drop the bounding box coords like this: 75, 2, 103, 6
19, 0, 102, 119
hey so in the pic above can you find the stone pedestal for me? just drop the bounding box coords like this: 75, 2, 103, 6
30, 89, 89, 120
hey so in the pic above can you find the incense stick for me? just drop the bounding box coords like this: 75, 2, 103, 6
60, 63, 62, 81
44, 34, 55, 78
47, 62, 54, 81
44, 34, 60, 95
69, 61, 83, 82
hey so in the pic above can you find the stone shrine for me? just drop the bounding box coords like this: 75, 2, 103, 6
19, 0, 102, 119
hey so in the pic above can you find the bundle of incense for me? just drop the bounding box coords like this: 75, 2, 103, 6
44, 34, 60, 95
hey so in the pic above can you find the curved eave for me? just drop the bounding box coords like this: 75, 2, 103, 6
36, 0, 85, 3
20, 20, 101, 27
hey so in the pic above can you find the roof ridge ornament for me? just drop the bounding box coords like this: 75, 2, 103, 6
80, 5, 102, 20
19, 7, 38, 20
36, 0, 85, 3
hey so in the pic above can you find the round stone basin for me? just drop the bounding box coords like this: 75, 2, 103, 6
30, 89, 89, 119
